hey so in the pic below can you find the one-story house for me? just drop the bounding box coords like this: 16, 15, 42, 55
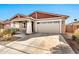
4, 11, 69, 34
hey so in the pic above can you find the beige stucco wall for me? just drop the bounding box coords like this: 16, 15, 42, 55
15, 22, 19, 28
11, 22, 14, 28
62, 21, 65, 34
11, 18, 27, 22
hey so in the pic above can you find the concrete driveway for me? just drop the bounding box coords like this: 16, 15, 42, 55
0, 33, 75, 54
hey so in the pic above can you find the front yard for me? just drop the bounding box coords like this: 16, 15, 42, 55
0, 28, 75, 54
0, 33, 75, 54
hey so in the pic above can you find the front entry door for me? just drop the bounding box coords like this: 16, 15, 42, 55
32, 21, 34, 32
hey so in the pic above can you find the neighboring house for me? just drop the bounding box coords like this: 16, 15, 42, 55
4, 11, 69, 34
66, 21, 79, 33
0, 22, 4, 29
3, 20, 11, 29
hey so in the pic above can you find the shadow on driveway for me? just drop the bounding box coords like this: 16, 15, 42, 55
15, 33, 58, 41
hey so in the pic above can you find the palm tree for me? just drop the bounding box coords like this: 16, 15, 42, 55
74, 19, 77, 22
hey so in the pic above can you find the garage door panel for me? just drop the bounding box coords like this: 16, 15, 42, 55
36, 21, 60, 33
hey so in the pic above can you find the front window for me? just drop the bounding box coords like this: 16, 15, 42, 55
37, 21, 60, 24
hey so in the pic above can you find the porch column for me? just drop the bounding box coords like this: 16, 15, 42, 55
11, 22, 15, 28
26, 21, 32, 34
59, 19, 62, 34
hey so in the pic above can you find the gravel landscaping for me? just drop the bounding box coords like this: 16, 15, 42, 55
63, 34, 79, 54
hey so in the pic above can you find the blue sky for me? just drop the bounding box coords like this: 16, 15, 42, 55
0, 4, 79, 24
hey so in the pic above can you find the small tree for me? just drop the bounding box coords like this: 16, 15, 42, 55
73, 29, 79, 43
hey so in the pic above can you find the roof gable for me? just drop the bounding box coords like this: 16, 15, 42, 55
10, 14, 26, 21
29, 11, 69, 19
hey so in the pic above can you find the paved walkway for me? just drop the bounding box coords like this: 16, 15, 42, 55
13, 33, 26, 38
0, 33, 75, 54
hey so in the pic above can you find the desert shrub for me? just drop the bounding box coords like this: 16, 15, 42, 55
2, 34, 12, 40
0, 29, 5, 37
72, 35, 76, 40
0, 28, 17, 40
73, 29, 79, 43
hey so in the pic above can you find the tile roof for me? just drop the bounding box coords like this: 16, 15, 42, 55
9, 11, 69, 21
29, 11, 69, 19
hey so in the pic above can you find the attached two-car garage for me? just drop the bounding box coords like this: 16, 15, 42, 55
34, 20, 61, 33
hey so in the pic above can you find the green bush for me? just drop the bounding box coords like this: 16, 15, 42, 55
10, 28, 17, 35
2, 28, 17, 35
73, 29, 79, 43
